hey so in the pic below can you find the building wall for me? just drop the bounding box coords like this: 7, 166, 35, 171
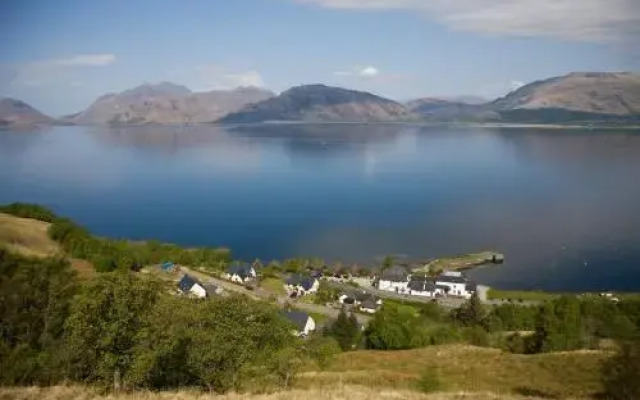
410, 289, 434, 297
303, 317, 316, 335
190, 284, 207, 298
436, 281, 469, 297
378, 280, 409, 293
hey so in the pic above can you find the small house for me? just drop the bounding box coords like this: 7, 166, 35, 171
284, 274, 319, 297
377, 265, 409, 294
359, 299, 381, 314
161, 262, 175, 272
282, 310, 316, 337
435, 271, 475, 298
225, 264, 257, 283
178, 274, 207, 299
408, 275, 441, 297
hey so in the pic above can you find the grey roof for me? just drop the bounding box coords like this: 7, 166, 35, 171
360, 299, 380, 310
466, 282, 477, 292
408, 280, 436, 292
286, 274, 317, 291
436, 274, 467, 284
282, 310, 310, 332
178, 274, 199, 292
410, 274, 429, 283
227, 264, 255, 279
202, 283, 221, 297
380, 265, 409, 282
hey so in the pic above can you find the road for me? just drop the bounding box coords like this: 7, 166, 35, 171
324, 281, 541, 309
180, 267, 372, 325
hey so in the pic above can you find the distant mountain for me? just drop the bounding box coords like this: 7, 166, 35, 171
66, 83, 274, 125
406, 98, 497, 121
220, 84, 413, 123
0, 98, 54, 128
490, 72, 640, 122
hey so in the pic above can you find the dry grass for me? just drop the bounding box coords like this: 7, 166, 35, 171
299, 345, 608, 399
0, 385, 588, 400
0, 213, 60, 257
0, 212, 95, 278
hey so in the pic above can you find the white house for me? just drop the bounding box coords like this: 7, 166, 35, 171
283, 310, 316, 337
435, 271, 475, 298
377, 265, 410, 294
284, 275, 319, 297
178, 274, 207, 298
225, 264, 257, 283
407, 275, 441, 297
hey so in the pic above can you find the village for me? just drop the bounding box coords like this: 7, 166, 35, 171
162, 259, 482, 337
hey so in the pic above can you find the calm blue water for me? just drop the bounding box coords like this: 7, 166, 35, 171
1, 124, 639, 291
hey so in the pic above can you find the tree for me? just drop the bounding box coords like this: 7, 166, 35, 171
64, 272, 160, 388
602, 339, 640, 400
382, 256, 394, 270
453, 292, 484, 327
326, 309, 360, 351
0, 249, 78, 384
529, 296, 584, 353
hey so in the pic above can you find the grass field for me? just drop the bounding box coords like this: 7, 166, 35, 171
0, 384, 595, 400
0, 212, 60, 257
414, 251, 504, 275
0, 212, 95, 278
299, 345, 608, 399
260, 277, 286, 295
486, 289, 560, 302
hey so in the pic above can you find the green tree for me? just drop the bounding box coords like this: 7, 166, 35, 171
0, 249, 78, 384
65, 272, 160, 388
326, 309, 360, 351
453, 292, 484, 327
529, 296, 584, 353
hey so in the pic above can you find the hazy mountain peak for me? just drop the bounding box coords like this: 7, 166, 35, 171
0, 97, 54, 127
221, 84, 412, 123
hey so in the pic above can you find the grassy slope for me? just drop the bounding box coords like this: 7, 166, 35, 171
300, 345, 608, 399
0, 212, 95, 278
0, 212, 60, 257
0, 384, 592, 400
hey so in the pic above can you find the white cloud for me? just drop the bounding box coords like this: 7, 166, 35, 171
291, 0, 640, 41
193, 65, 265, 90
0, 54, 116, 89
509, 80, 525, 90
334, 65, 380, 78
45, 54, 116, 67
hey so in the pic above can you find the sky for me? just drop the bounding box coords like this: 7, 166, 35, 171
1, 0, 639, 116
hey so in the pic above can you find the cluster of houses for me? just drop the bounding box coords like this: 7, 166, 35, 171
377, 266, 477, 299
338, 290, 383, 314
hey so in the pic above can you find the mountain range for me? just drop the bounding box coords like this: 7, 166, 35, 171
2, 72, 639, 128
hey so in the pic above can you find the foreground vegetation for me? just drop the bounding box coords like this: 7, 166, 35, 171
1, 203, 639, 399
0, 384, 570, 400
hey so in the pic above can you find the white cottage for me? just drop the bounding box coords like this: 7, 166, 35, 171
225, 264, 257, 283
377, 265, 410, 294
283, 310, 316, 337
435, 271, 475, 298
178, 274, 207, 298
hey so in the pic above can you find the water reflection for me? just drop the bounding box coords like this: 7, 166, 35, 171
0, 125, 638, 291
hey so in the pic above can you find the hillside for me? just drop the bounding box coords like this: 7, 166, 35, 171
0, 98, 54, 128
0, 212, 94, 277
219, 84, 413, 123
406, 98, 497, 121
66, 83, 274, 125
491, 72, 640, 122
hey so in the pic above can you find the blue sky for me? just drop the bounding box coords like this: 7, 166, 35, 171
1, 0, 639, 116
